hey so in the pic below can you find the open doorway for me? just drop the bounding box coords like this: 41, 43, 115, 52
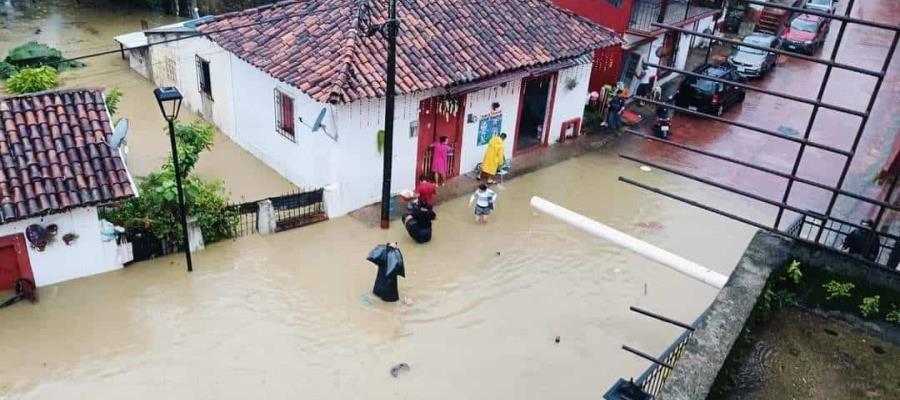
416, 95, 466, 182
515, 74, 554, 153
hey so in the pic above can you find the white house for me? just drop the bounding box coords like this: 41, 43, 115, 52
123, 0, 620, 217
0, 89, 137, 288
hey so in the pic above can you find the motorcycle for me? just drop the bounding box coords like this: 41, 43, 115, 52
654, 97, 674, 139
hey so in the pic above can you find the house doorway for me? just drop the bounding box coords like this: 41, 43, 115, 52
416, 94, 466, 181
657, 32, 678, 78
0, 234, 33, 291
515, 74, 554, 153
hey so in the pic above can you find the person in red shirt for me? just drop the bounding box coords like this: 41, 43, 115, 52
414, 174, 437, 207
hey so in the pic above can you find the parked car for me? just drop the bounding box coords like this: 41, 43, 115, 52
780, 14, 829, 55
675, 64, 747, 117
804, 0, 837, 14
728, 33, 779, 78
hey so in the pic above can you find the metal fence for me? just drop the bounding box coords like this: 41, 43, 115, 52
271, 188, 328, 232
121, 188, 326, 265
637, 330, 694, 396
785, 213, 898, 267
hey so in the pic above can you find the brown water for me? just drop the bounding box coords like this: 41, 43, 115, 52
1, 2, 765, 398
0, 1, 295, 201
0, 146, 762, 399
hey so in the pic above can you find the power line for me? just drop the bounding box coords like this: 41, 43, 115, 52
38, 1, 349, 68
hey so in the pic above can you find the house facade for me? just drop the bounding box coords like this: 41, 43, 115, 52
552, 0, 724, 93
125, 0, 619, 217
0, 89, 137, 288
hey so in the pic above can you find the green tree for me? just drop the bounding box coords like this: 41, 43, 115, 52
5, 66, 58, 94
101, 121, 236, 245
105, 87, 124, 116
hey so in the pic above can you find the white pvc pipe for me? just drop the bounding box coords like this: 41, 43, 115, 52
530, 196, 728, 289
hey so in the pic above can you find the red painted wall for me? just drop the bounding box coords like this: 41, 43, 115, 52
552, 0, 631, 89
552, 0, 634, 34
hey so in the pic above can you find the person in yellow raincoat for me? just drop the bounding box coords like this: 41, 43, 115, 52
480, 133, 507, 184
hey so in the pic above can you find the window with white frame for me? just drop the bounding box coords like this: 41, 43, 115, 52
274, 89, 295, 141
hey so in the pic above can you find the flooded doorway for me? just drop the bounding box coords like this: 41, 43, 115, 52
514, 74, 555, 154
0, 234, 32, 291
416, 95, 466, 180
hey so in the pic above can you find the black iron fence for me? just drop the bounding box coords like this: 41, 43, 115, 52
785, 213, 898, 268
122, 188, 326, 265
637, 330, 694, 396
271, 188, 328, 232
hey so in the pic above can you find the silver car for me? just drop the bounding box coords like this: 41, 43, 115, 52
728, 33, 779, 78
805, 0, 837, 14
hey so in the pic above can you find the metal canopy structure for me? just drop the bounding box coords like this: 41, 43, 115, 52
620, 0, 900, 269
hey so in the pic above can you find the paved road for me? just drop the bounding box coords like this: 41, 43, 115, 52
630, 0, 899, 231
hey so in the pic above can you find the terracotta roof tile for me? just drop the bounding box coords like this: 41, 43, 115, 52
0, 88, 135, 224
199, 0, 620, 103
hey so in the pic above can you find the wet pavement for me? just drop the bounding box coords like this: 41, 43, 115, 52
0, 147, 762, 399
630, 0, 900, 230
0, 1, 295, 201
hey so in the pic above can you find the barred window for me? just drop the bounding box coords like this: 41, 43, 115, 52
195, 55, 212, 98
274, 89, 295, 141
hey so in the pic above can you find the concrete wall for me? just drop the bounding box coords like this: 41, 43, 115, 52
547, 63, 592, 144
657, 231, 900, 400
0, 207, 121, 287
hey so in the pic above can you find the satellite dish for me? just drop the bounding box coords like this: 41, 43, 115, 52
311, 107, 326, 132
109, 118, 129, 148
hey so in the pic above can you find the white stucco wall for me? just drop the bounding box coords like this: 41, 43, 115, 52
459, 82, 521, 174
546, 63, 592, 144
0, 207, 121, 287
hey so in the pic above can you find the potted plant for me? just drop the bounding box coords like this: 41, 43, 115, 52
62, 233, 79, 245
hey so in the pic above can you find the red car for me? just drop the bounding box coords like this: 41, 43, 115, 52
780, 14, 829, 55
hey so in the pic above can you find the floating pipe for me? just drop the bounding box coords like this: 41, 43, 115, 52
530, 196, 728, 289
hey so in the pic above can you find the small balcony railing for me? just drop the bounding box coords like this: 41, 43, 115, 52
629, 0, 720, 33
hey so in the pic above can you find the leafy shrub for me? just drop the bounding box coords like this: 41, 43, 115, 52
5, 66, 58, 94
4, 41, 85, 71
105, 87, 124, 116
859, 296, 880, 318
101, 120, 236, 245
786, 260, 803, 285
822, 280, 855, 300
887, 308, 900, 324
0, 61, 17, 79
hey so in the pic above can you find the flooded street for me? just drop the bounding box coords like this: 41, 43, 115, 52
0, 1, 295, 201
0, 146, 760, 399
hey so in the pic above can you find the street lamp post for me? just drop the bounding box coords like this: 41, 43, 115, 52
153, 87, 193, 272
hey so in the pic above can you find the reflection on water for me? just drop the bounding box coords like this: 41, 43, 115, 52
0, 1, 295, 201
0, 148, 760, 399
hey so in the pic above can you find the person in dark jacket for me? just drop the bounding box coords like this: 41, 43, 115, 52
367, 243, 405, 302
403, 204, 437, 243
843, 219, 880, 261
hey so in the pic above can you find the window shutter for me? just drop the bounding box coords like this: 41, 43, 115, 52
274, 89, 282, 133
283, 95, 294, 136
195, 56, 202, 93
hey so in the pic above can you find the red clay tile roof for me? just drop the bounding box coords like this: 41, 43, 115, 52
0, 88, 135, 224
199, 0, 620, 103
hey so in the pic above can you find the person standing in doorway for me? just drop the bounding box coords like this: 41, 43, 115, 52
431, 136, 451, 186
414, 174, 437, 208
480, 133, 507, 184
607, 90, 625, 134
636, 63, 652, 107
842, 219, 880, 262
469, 184, 497, 224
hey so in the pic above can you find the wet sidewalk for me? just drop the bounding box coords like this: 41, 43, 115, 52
350, 132, 617, 226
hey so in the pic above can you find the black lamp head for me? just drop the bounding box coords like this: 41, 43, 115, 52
153, 86, 183, 120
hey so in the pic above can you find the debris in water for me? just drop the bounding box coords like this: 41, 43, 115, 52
390, 363, 410, 377
496, 251, 501, 256
639, 165, 652, 172
634, 221, 663, 231
403, 297, 414, 306
554, 336, 560, 344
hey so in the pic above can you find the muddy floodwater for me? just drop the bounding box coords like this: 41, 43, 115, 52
0, 1, 295, 201
0, 147, 761, 399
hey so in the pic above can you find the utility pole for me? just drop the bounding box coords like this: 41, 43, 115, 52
379, 0, 398, 229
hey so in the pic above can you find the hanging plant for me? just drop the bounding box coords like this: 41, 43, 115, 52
377, 129, 385, 153
63, 233, 79, 245
565, 76, 579, 91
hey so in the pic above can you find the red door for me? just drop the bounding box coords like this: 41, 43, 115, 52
0, 234, 34, 291
416, 94, 466, 180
